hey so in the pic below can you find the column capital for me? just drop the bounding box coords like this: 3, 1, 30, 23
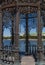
38, 6, 41, 11
16, 6, 20, 13
0, 5, 2, 13
37, 1, 41, 11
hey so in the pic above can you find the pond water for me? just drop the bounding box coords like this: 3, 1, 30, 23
3, 39, 45, 52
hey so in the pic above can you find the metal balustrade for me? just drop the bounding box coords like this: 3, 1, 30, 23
0, 45, 44, 63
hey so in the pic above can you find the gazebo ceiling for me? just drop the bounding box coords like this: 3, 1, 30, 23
0, 0, 45, 16
0, 0, 45, 3
0, 0, 45, 27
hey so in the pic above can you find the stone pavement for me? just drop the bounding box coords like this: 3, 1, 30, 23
21, 56, 35, 65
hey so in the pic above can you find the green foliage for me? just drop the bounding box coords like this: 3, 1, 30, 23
3, 35, 45, 39
3, 36, 11, 39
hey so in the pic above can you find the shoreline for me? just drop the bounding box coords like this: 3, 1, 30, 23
3, 39, 45, 41
19, 39, 45, 41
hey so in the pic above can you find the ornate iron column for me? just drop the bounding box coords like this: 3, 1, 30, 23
25, 13, 29, 55
14, 7, 20, 61
37, 4, 43, 61
0, 6, 2, 58
11, 15, 14, 46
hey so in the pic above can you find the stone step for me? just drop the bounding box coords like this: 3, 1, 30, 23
21, 56, 35, 65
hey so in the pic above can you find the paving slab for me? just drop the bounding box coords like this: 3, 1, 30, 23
21, 56, 35, 65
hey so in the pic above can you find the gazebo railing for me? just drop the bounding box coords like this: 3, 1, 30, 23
0, 45, 45, 63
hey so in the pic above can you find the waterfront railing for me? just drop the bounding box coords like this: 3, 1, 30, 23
0, 45, 45, 63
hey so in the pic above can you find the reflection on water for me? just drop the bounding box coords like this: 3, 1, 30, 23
3, 39, 45, 52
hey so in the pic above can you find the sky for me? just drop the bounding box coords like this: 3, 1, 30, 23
3, 26, 45, 37
3, 13, 45, 37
